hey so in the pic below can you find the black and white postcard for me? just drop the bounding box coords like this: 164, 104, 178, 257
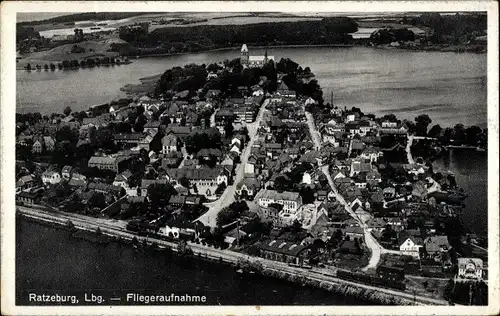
1, 1, 498, 315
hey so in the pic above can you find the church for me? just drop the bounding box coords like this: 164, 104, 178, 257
240, 44, 275, 68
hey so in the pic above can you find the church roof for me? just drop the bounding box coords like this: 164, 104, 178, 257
241, 44, 248, 52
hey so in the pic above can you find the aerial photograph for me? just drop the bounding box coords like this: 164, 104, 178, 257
13, 9, 490, 307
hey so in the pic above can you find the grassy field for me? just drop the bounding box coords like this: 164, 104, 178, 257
17, 39, 127, 68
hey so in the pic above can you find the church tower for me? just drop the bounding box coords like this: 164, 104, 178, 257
240, 44, 249, 65
264, 47, 268, 64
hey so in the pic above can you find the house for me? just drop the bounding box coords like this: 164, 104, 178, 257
399, 236, 424, 258
423, 236, 451, 258
144, 121, 161, 134
257, 189, 303, 214
43, 136, 56, 151
235, 177, 261, 199
87, 183, 122, 196
161, 151, 183, 168
344, 226, 364, 238
42, 171, 61, 185
16, 175, 34, 192
113, 170, 133, 189
32, 140, 43, 153
165, 125, 192, 140
16, 191, 39, 206
61, 165, 73, 180
366, 217, 387, 233
169, 195, 186, 208
88, 155, 125, 172
161, 134, 179, 154
165, 167, 229, 198
140, 179, 168, 197
256, 239, 310, 265
360, 147, 382, 163
113, 133, 152, 150
457, 258, 483, 281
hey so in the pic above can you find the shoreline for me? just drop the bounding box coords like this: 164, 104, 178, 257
16, 208, 447, 306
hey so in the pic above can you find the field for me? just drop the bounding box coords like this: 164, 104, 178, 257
17, 39, 127, 67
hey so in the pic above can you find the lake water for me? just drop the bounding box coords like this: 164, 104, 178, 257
433, 149, 488, 236
17, 47, 487, 128
15, 219, 373, 305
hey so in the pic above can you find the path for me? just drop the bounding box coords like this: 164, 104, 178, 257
195, 99, 269, 227
406, 135, 415, 164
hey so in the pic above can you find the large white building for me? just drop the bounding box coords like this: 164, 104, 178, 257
240, 44, 275, 68
258, 189, 302, 214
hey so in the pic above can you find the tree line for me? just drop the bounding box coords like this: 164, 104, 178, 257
119, 17, 358, 57
24, 56, 128, 71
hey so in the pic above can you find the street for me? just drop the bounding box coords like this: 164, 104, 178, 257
304, 109, 388, 271
195, 99, 270, 227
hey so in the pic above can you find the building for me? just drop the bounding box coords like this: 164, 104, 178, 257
88, 155, 128, 172
16, 191, 39, 206
256, 239, 310, 265
42, 171, 61, 185
113, 133, 153, 150
16, 175, 34, 192
161, 134, 179, 154
61, 165, 73, 180
424, 236, 451, 258
240, 44, 275, 68
399, 236, 424, 258
235, 177, 261, 199
32, 140, 43, 153
166, 167, 229, 198
113, 170, 133, 189
88, 183, 122, 196
457, 258, 483, 281
43, 136, 56, 151
257, 189, 303, 214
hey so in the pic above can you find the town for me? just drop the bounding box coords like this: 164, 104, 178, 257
15, 44, 488, 305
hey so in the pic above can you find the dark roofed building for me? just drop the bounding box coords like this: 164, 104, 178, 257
256, 239, 310, 265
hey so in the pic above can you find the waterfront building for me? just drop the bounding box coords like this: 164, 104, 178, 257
457, 258, 483, 281
256, 239, 310, 265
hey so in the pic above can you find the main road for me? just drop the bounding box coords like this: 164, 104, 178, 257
17, 205, 448, 305
196, 99, 270, 227
304, 110, 388, 271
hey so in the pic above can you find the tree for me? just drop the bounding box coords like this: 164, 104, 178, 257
147, 182, 177, 209
415, 114, 432, 136
465, 126, 482, 146
224, 119, 234, 139
63, 106, 72, 117
299, 186, 315, 204
89, 192, 107, 210
215, 181, 227, 195
428, 124, 442, 138
453, 124, 466, 145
